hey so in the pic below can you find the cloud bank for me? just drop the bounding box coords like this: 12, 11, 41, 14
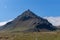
0, 20, 12, 26
44, 17, 60, 26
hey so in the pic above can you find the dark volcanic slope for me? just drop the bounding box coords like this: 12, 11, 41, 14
1, 10, 57, 32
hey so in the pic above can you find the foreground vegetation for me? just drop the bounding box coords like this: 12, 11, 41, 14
0, 32, 60, 40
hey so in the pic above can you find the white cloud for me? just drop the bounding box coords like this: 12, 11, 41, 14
0, 20, 12, 26
44, 17, 60, 26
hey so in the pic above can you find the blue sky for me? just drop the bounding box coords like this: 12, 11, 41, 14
0, 0, 60, 21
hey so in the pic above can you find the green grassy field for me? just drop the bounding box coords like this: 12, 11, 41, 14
0, 32, 60, 40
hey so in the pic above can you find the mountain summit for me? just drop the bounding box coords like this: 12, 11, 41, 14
20, 9, 38, 18
1, 10, 57, 32
14, 9, 40, 21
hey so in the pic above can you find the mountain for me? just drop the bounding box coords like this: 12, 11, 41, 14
0, 10, 57, 32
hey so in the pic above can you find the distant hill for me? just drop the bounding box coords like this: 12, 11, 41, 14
0, 10, 57, 32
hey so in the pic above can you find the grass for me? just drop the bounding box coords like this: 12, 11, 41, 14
0, 32, 60, 40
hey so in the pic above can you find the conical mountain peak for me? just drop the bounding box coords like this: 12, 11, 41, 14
13, 9, 39, 22
22, 9, 34, 15
20, 9, 38, 18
